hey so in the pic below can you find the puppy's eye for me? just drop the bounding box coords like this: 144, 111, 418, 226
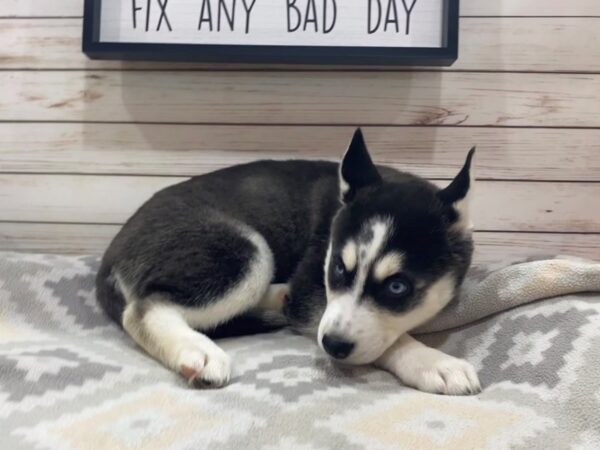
385, 276, 412, 297
388, 281, 407, 295
334, 261, 346, 277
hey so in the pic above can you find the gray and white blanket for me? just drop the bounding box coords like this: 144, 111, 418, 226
0, 251, 599, 450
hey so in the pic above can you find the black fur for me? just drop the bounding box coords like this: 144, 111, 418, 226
328, 166, 473, 315
323, 133, 475, 317
97, 160, 340, 328
438, 147, 476, 204
340, 129, 382, 203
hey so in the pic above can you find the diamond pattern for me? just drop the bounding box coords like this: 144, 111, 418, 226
1, 252, 599, 450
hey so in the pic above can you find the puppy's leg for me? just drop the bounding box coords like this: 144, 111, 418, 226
123, 301, 231, 388
375, 334, 481, 395
254, 283, 289, 312
113, 223, 275, 387
285, 244, 328, 336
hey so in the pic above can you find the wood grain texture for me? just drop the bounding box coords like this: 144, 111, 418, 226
462, 0, 600, 17
456, 18, 600, 72
4, 0, 599, 18
0, 222, 118, 255
3, 71, 600, 127
2, 123, 599, 181
0, 0, 82, 17
1, 1, 600, 256
3, 18, 600, 72
473, 232, 600, 264
2, 222, 598, 264
1, 174, 598, 232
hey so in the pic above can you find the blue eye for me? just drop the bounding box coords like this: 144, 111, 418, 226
334, 261, 346, 276
386, 278, 410, 297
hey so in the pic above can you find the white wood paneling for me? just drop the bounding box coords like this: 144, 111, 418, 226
1, 174, 598, 232
456, 18, 600, 72
0, 222, 119, 255
0, 174, 182, 224
3, 71, 600, 127
462, 1, 600, 17
4, 0, 600, 18
2, 123, 599, 181
0, 0, 82, 17
3, 18, 600, 72
1, 0, 599, 260
1, 223, 598, 264
473, 232, 600, 264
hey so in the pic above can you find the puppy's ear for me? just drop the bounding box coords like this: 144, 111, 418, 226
339, 128, 382, 203
437, 147, 476, 232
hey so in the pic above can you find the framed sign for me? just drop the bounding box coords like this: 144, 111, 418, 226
83, 0, 459, 66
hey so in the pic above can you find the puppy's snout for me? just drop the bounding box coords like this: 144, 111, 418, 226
322, 334, 355, 360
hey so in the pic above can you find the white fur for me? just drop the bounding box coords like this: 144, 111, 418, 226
373, 251, 404, 281
339, 177, 350, 200
123, 303, 232, 386
362, 219, 391, 267
348, 217, 392, 296
324, 216, 392, 304
323, 242, 334, 293
376, 334, 481, 395
120, 227, 274, 387
341, 240, 358, 272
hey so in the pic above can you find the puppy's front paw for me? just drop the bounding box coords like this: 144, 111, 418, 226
400, 354, 481, 396
195, 352, 231, 388
178, 347, 231, 389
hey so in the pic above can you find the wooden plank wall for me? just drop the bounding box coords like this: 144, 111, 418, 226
1, 0, 599, 264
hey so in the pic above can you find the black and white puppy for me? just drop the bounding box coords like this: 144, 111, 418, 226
96, 129, 480, 395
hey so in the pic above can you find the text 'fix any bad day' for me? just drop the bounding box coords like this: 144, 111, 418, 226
131, 0, 420, 35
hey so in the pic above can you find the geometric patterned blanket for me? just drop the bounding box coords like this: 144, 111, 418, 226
1, 252, 599, 450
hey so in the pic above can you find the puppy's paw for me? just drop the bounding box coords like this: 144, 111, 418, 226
178, 347, 231, 389
259, 283, 290, 312
400, 354, 481, 396
193, 352, 231, 389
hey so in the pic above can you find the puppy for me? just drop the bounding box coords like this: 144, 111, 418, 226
96, 129, 480, 395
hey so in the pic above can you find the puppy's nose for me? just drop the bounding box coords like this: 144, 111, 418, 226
322, 334, 355, 360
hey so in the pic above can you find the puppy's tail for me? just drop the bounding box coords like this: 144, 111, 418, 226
95, 260, 126, 326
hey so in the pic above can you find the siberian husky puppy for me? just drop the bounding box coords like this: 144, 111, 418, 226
96, 129, 480, 395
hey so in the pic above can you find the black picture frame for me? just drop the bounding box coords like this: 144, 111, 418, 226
82, 0, 459, 66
